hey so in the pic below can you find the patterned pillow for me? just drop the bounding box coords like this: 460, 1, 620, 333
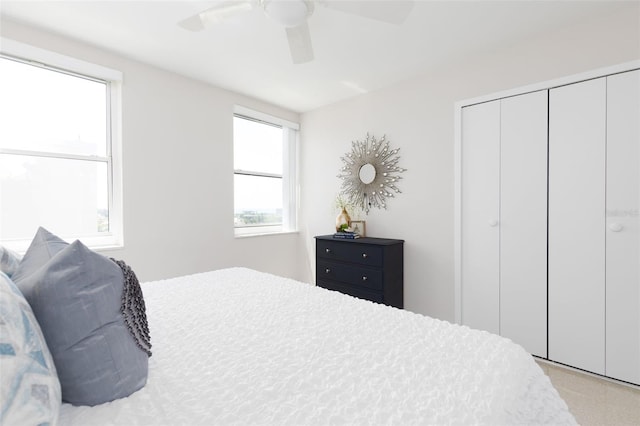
12, 227, 150, 406
0, 246, 22, 277
0, 272, 61, 426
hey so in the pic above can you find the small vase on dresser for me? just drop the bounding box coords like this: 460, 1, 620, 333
335, 208, 351, 231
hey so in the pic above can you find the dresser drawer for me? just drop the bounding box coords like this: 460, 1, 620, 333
317, 280, 384, 304
316, 240, 383, 267
317, 260, 383, 291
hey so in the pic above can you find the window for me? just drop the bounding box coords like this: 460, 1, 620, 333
0, 38, 122, 251
233, 106, 298, 236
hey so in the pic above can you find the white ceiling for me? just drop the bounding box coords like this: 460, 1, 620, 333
1, 1, 636, 112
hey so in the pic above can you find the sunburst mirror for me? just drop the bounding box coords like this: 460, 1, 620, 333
337, 134, 406, 214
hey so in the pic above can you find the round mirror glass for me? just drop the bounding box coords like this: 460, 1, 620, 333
359, 163, 376, 184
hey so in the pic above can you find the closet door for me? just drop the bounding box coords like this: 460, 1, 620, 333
548, 78, 606, 374
606, 70, 640, 384
461, 100, 500, 334
500, 91, 548, 357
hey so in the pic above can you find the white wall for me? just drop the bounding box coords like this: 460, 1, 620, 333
3, 6, 638, 320
298, 6, 640, 321
1, 19, 305, 283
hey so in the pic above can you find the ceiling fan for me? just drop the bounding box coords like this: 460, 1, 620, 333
179, 0, 414, 64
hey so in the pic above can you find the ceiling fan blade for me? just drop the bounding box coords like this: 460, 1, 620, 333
178, 0, 256, 32
286, 22, 314, 64
323, 0, 414, 25
178, 14, 206, 32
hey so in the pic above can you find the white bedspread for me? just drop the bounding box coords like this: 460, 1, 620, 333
59, 267, 575, 425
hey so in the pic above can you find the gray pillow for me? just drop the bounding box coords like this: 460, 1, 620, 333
13, 228, 149, 406
10, 228, 68, 284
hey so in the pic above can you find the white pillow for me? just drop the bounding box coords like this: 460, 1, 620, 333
0, 271, 61, 425
0, 246, 22, 277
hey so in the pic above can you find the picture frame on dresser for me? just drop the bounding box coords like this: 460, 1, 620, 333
315, 235, 404, 308
349, 220, 366, 237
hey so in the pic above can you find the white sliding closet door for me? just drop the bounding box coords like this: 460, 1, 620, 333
461, 100, 500, 335
606, 70, 640, 384
549, 78, 606, 374
461, 93, 548, 355
500, 91, 548, 357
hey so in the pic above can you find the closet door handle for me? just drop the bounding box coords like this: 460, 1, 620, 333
488, 219, 499, 227
608, 223, 623, 232
325, 268, 331, 274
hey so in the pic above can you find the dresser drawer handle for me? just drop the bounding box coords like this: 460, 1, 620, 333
325, 268, 331, 274
362, 276, 368, 281
325, 248, 331, 253
362, 253, 368, 259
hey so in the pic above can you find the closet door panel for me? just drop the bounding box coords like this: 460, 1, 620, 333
461, 101, 500, 334
500, 91, 548, 357
549, 78, 606, 374
606, 70, 640, 384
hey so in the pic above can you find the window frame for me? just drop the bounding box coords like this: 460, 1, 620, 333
0, 38, 123, 252
233, 105, 299, 237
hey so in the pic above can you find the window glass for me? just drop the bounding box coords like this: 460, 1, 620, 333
233, 116, 282, 174
234, 174, 283, 227
0, 58, 107, 157
0, 155, 108, 239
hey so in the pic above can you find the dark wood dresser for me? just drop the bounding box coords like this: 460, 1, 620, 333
315, 235, 404, 308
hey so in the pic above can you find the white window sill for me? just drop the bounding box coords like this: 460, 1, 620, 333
3, 234, 123, 255
234, 230, 299, 239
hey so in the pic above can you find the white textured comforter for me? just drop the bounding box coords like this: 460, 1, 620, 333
59, 268, 575, 425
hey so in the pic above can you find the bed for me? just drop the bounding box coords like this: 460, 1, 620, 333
51, 267, 574, 425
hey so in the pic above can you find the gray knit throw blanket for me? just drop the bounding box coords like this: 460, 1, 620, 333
111, 258, 152, 357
